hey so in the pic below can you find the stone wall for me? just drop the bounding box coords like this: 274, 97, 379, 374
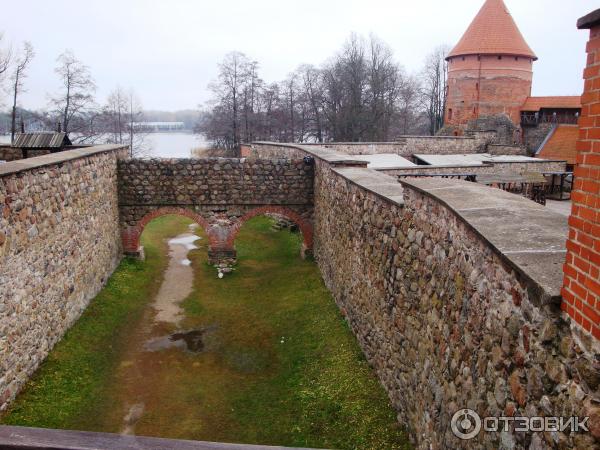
247, 137, 532, 161
523, 123, 556, 154
0, 145, 128, 411
312, 161, 598, 448
0, 146, 23, 161
302, 135, 490, 157
488, 144, 528, 156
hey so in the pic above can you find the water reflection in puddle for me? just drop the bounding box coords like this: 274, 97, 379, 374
144, 327, 216, 353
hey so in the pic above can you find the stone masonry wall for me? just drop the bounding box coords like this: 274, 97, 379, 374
118, 157, 315, 258
302, 135, 490, 157
118, 157, 314, 226
0, 146, 54, 162
0, 145, 128, 410
0, 146, 24, 161
313, 162, 599, 449
524, 124, 556, 154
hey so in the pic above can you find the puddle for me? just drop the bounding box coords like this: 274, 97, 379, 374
152, 224, 201, 325
144, 327, 215, 353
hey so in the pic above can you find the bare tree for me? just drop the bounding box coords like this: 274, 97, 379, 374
206, 52, 251, 149
201, 34, 444, 147
104, 86, 128, 145
10, 42, 34, 142
0, 33, 11, 80
103, 86, 146, 157
421, 45, 449, 135
126, 89, 146, 157
297, 64, 324, 142
50, 50, 96, 137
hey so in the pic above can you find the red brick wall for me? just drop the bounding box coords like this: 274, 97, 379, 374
562, 14, 600, 341
445, 54, 533, 127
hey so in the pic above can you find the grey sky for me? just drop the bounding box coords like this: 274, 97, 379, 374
0, 0, 594, 111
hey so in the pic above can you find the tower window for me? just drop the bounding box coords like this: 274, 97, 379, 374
448, 109, 453, 120
515, 56, 519, 61
498, 55, 502, 60
462, 56, 465, 61
476, 82, 479, 91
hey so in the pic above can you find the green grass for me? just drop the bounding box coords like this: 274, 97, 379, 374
1, 215, 410, 450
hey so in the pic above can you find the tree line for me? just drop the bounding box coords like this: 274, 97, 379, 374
0, 34, 145, 155
198, 34, 449, 149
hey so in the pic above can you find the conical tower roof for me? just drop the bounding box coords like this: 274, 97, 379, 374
448, 0, 537, 60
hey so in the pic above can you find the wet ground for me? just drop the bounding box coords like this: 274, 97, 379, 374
2, 215, 409, 449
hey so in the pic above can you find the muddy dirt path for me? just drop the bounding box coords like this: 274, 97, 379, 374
151, 224, 200, 325
113, 224, 209, 436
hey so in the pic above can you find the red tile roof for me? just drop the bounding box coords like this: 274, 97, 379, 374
521, 96, 582, 112
537, 125, 579, 165
448, 0, 537, 60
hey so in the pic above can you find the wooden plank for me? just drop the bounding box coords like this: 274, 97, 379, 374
0, 426, 321, 450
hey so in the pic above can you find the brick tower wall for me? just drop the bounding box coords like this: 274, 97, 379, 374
562, 9, 600, 344
446, 54, 533, 127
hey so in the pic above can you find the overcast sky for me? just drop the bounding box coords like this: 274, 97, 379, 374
0, 0, 593, 112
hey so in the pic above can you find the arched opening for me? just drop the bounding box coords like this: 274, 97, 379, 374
226, 206, 313, 260
122, 207, 212, 259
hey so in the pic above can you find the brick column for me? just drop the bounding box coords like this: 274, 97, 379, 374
562, 9, 600, 341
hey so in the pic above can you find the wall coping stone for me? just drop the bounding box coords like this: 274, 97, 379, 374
0, 144, 128, 177
399, 177, 568, 304
251, 142, 369, 166
331, 167, 406, 208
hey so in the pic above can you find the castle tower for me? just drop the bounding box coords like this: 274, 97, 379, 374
445, 0, 537, 128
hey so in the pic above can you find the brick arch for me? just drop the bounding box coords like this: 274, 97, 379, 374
122, 206, 214, 254
225, 205, 313, 250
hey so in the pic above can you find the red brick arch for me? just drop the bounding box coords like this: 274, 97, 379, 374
122, 206, 214, 254
225, 206, 313, 250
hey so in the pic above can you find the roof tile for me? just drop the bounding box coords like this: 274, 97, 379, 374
448, 0, 537, 60
521, 96, 582, 112
537, 125, 579, 165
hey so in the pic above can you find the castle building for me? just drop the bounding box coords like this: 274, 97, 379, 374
445, 0, 581, 164
445, 0, 536, 127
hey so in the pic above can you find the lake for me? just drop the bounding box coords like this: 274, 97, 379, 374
142, 132, 209, 158
0, 132, 210, 158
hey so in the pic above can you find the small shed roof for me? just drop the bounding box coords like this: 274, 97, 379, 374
13, 132, 71, 149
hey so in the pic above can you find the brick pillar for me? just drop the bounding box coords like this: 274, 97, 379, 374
121, 227, 145, 260
562, 9, 600, 341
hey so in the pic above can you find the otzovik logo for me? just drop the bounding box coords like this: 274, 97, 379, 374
451, 409, 590, 440
451, 409, 482, 440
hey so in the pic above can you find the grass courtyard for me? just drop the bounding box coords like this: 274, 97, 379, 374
1, 215, 410, 450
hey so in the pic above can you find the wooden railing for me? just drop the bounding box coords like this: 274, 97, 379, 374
521, 113, 579, 125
